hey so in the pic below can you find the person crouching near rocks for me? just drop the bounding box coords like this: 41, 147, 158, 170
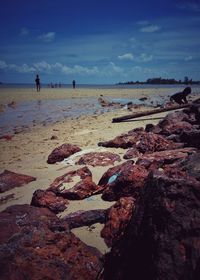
170, 87, 191, 105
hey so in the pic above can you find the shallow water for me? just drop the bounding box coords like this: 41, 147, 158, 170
0, 95, 167, 136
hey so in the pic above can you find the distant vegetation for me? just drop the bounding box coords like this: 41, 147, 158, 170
117, 76, 200, 85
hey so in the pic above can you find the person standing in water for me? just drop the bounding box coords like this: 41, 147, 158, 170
35, 74, 41, 92
72, 80, 76, 89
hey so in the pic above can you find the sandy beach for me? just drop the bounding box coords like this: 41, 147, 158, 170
0, 86, 199, 253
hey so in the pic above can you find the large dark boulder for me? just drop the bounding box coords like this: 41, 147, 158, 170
0, 204, 103, 280
103, 171, 200, 280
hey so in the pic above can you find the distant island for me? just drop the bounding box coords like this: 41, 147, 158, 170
117, 77, 200, 85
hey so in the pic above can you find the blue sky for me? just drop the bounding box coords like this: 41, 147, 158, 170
0, 0, 200, 84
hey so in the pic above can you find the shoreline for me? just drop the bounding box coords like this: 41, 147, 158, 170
0, 87, 199, 253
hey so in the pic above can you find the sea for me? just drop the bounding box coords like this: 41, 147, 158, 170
0, 83, 199, 136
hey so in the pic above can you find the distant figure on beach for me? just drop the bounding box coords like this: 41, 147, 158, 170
72, 80, 76, 89
170, 87, 191, 105
35, 74, 41, 92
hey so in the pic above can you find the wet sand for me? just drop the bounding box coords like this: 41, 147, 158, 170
0, 86, 197, 253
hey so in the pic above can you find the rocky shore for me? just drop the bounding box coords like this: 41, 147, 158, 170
1, 99, 200, 279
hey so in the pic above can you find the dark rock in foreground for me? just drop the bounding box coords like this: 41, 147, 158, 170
47, 143, 81, 164
0, 169, 36, 193
63, 209, 107, 229
103, 171, 200, 280
76, 151, 121, 167
0, 204, 103, 280
101, 197, 135, 248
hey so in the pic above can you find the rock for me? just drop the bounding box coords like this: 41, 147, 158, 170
145, 109, 199, 138
49, 167, 92, 192
103, 171, 200, 280
99, 161, 149, 201
59, 177, 103, 200
180, 129, 200, 148
0, 204, 103, 280
98, 127, 145, 149
101, 197, 135, 248
179, 152, 200, 180
47, 143, 81, 164
0, 170, 36, 193
0, 193, 14, 205
31, 189, 69, 213
123, 148, 142, 159
136, 147, 196, 170
63, 209, 107, 229
98, 129, 182, 153
76, 152, 121, 167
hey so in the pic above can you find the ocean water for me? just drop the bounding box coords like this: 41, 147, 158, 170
0, 84, 199, 136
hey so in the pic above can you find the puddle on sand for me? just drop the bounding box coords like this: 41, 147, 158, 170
0, 96, 166, 136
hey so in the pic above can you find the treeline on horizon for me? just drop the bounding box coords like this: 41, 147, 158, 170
117, 76, 200, 85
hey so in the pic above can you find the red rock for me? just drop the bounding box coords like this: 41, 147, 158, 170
0, 135, 13, 141
0, 170, 36, 193
136, 147, 196, 170
47, 143, 81, 164
31, 189, 69, 213
0, 204, 103, 280
99, 161, 149, 201
63, 209, 107, 229
76, 151, 121, 167
49, 166, 92, 192
101, 197, 135, 247
103, 171, 200, 280
98, 128, 182, 153
59, 177, 103, 200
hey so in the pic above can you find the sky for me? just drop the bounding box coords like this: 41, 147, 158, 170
0, 0, 200, 84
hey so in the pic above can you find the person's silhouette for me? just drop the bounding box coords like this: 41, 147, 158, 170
72, 80, 76, 89
170, 87, 191, 105
35, 74, 41, 92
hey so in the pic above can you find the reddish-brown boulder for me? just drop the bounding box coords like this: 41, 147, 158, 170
0, 204, 103, 280
103, 171, 200, 280
98, 127, 145, 149
101, 197, 135, 247
136, 147, 196, 170
0, 170, 36, 193
99, 161, 149, 201
49, 166, 92, 193
59, 177, 103, 200
76, 151, 121, 166
47, 143, 81, 164
98, 128, 182, 153
31, 189, 69, 213
63, 209, 107, 229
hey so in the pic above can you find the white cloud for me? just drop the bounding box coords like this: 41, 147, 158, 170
20, 27, 29, 36
0, 60, 7, 69
0, 60, 35, 73
138, 53, 153, 62
136, 20, 149, 26
118, 53, 134, 61
184, 55, 193, 61
140, 25, 161, 33
38, 32, 55, 42
177, 2, 200, 12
